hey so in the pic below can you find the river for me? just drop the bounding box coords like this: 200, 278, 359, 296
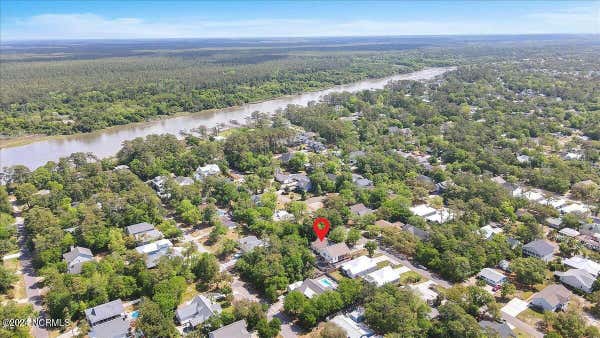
0, 67, 454, 170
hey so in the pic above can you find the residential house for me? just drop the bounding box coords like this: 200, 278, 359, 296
479, 320, 516, 338
329, 314, 374, 338
238, 236, 265, 253
352, 174, 373, 189
555, 269, 595, 293
557, 228, 580, 239
408, 280, 440, 306
135, 239, 174, 268
545, 217, 563, 229
480, 225, 503, 240
477, 268, 507, 287
410, 204, 454, 224
208, 320, 250, 338
126, 222, 163, 244
174, 176, 194, 186
562, 256, 600, 276
522, 239, 557, 262
580, 218, 600, 236
288, 276, 338, 299
63, 246, 93, 274
349, 203, 374, 217
341, 255, 378, 278
148, 175, 170, 198
176, 295, 222, 328
530, 284, 572, 312
579, 234, 600, 251
516, 154, 530, 164
194, 164, 221, 181
85, 299, 129, 338
311, 239, 351, 264
403, 224, 430, 241
272, 210, 295, 222
498, 260, 511, 272
363, 266, 410, 287
560, 203, 591, 216
290, 173, 312, 192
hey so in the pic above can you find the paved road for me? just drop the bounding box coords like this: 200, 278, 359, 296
501, 313, 544, 338
267, 297, 304, 338
11, 197, 50, 338
376, 249, 452, 288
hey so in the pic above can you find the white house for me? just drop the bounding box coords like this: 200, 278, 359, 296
341, 256, 378, 278
135, 239, 174, 268
480, 225, 503, 240
562, 256, 600, 276
194, 164, 221, 181
329, 314, 374, 338
477, 268, 507, 287
362, 266, 409, 287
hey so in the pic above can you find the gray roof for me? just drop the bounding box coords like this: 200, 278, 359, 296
296, 278, 330, 296
209, 320, 250, 338
85, 299, 124, 326
63, 246, 93, 263
176, 295, 222, 327
88, 316, 129, 338
350, 203, 374, 216
290, 173, 312, 191
403, 224, 430, 241
478, 268, 506, 284
239, 236, 264, 252
479, 320, 516, 338
126, 222, 155, 235
555, 269, 595, 292
532, 284, 572, 308
523, 239, 556, 257
323, 242, 351, 258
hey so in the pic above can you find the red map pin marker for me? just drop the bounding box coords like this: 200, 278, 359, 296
313, 217, 330, 242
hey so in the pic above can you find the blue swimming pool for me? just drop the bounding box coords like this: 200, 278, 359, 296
319, 277, 335, 288
130, 311, 139, 319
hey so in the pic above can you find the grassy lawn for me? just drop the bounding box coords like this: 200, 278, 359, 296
328, 270, 345, 282
376, 260, 390, 269
399, 271, 423, 285
2, 258, 26, 301
182, 282, 199, 303
517, 308, 545, 327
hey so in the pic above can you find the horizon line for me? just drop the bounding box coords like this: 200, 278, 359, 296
2, 32, 598, 43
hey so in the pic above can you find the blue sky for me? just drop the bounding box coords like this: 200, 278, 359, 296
1, 1, 598, 40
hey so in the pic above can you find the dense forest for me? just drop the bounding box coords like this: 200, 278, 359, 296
1, 35, 597, 137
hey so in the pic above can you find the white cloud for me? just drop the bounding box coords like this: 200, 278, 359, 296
2, 10, 598, 41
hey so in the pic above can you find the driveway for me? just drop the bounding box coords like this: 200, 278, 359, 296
267, 297, 305, 338
11, 197, 50, 338
501, 312, 544, 338
501, 298, 529, 317
231, 276, 261, 302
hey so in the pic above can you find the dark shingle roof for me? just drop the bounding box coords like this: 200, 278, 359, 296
85, 299, 124, 325
523, 239, 556, 257
126, 222, 155, 235
209, 320, 250, 338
